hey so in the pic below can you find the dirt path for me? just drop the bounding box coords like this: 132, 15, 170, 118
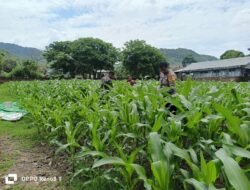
0, 135, 68, 190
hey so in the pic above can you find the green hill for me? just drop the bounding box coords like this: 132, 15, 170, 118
0, 42, 217, 66
0, 42, 46, 64
160, 48, 217, 65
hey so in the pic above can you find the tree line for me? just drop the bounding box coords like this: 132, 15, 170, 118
43, 38, 166, 79
0, 52, 42, 79
44, 38, 247, 79
0, 37, 247, 80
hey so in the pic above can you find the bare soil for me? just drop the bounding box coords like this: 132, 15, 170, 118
0, 136, 68, 190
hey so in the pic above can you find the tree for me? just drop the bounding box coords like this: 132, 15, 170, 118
182, 55, 197, 67
220, 50, 245, 60
114, 62, 129, 79
10, 60, 40, 78
1, 58, 17, 73
0, 51, 4, 64
44, 41, 75, 76
122, 40, 166, 78
71, 38, 119, 78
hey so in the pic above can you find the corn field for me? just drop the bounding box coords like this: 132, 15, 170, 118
9, 79, 250, 190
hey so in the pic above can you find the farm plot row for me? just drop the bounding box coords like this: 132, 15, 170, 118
9, 80, 250, 190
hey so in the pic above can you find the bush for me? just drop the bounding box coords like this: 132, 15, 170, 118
10, 60, 41, 79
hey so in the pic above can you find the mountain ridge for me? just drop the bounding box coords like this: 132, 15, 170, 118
160, 48, 218, 66
0, 42, 218, 66
0, 42, 46, 64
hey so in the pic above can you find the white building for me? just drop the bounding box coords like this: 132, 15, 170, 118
175, 57, 250, 81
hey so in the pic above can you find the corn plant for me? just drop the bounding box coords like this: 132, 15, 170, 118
7, 79, 250, 190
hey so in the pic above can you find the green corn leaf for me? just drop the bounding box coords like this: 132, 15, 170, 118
149, 132, 164, 162
116, 143, 127, 162
179, 95, 192, 110
165, 142, 190, 162
151, 113, 164, 132
187, 110, 203, 128
128, 148, 141, 164
242, 108, 250, 115
213, 103, 241, 134
208, 184, 222, 190
151, 160, 170, 190
215, 149, 250, 190
132, 164, 152, 190
92, 157, 125, 168
180, 169, 190, 179
185, 178, 207, 190
200, 152, 207, 181
200, 152, 217, 184
116, 132, 138, 139
206, 161, 217, 184
76, 150, 107, 158
55, 143, 71, 154
188, 148, 198, 163
165, 96, 185, 112
231, 88, 242, 104
182, 77, 192, 98
223, 144, 250, 158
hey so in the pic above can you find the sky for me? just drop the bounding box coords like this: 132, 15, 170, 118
0, 0, 249, 57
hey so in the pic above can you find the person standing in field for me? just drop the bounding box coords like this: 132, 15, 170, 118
159, 61, 177, 113
159, 61, 176, 94
101, 71, 114, 90
127, 76, 136, 86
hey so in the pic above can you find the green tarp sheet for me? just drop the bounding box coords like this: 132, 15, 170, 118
0, 102, 26, 121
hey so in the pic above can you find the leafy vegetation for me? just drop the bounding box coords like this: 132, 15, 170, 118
220, 50, 245, 60
122, 40, 166, 79
114, 63, 129, 79
7, 79, 250, 190
0, 84, 38, 175
0, 51, 44, 79
160, 48, 217, 66
182, 55, 197, 67
44, 38, 119, 78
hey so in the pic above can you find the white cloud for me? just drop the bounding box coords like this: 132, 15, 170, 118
0, 0, 249, 57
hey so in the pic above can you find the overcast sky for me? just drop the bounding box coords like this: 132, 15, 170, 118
0, 0, 249, 57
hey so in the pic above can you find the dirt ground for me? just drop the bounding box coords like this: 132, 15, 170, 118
0, 136, 68, 190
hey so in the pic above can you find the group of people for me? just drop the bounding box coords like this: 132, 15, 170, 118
100, 61, 177, 113
101, 61, 176, 91
100, 73, 136, 89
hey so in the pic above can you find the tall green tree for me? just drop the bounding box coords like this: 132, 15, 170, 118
114, 62, 129, 79
122, 40, 166, 78
0, 51, 4, 63
10, 60, 40, 78
1, 58, 17, 73
0, 52, 4, 74
43, 41, 75, 76
182, 55, 197, 67
220, 50, 245, 60
71, 38, 119, 78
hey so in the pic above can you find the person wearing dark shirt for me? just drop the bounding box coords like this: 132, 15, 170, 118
127, 76, 136, 86
101, 71, 114, 90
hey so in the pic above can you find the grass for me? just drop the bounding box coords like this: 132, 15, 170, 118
0, 83, 15, 102
0, 155, 13, 172
0, 83, 37, 144
0, 83, 38, 174
0, 82, 69, 190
